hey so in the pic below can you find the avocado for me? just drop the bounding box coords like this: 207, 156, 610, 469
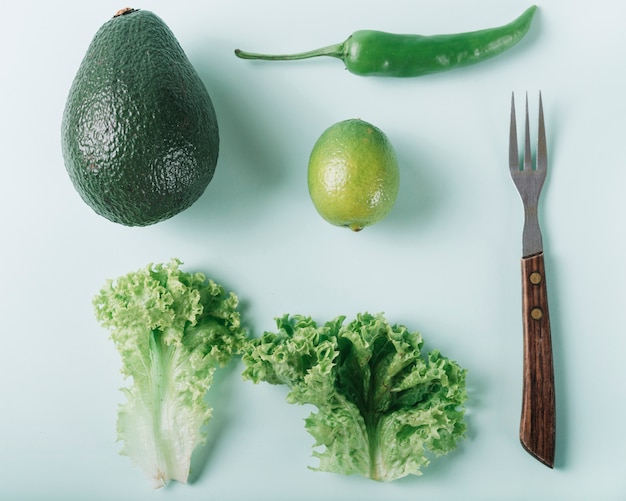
62, 8, 219, 226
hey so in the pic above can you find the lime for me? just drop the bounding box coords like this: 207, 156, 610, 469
307, 119, 399, 231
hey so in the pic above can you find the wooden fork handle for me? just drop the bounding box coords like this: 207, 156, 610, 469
519, 252, 556, 468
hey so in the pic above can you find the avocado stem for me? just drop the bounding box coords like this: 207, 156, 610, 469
234, 42, 344, 62
114, 7, 137, 17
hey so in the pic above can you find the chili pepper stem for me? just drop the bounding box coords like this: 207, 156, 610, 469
234, 43, 344, 61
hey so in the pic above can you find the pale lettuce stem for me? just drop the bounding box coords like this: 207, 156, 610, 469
364, 339, 391, 481
366, 416, 384, 481
149, 332, 174, 481
364, 366, 384, 480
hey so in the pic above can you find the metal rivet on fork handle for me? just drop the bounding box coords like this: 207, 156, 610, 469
530, 307, 543, 320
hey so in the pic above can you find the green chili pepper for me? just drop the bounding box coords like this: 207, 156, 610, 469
235, 6, 537, 77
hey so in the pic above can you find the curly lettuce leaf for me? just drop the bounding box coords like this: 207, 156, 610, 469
242, 312, 467, 481
94, 259, 247, 487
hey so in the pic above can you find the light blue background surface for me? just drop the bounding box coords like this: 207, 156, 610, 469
1, 1, 624, 499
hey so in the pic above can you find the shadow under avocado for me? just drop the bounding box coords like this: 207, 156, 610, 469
179, 43, 292, 226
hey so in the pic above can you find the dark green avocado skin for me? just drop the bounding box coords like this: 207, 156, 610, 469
62, 9, 219, 226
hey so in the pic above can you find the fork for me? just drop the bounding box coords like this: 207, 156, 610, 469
509, 92, 556, 468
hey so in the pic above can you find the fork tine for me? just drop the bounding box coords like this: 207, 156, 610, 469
509, 92, 519, 172
537, 92, 547, 173
524, 93, 532, 171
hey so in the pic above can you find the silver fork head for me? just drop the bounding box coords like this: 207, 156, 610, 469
509, 92, 547, 190
509, 92, 548, 256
